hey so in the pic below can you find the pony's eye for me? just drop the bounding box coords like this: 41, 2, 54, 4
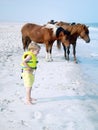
86, 31, 89, 34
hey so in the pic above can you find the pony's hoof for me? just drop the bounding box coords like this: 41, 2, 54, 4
45, 58, 53, 62
65, 57, 69, 61
74, 60, 78, 64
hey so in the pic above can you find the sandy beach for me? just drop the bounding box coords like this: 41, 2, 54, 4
0, 23, 98, 130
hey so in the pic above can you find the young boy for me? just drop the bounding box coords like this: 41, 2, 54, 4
21, 42, 40, 105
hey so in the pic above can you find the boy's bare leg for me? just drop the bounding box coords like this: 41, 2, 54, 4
26, 87, 32, 104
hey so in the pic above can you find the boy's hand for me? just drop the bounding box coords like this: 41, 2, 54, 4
27, 67, 32, 71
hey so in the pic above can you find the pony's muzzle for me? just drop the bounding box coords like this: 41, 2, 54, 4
86, 38, 90, 43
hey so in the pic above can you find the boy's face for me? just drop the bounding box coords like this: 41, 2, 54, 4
31, 48, 40, 55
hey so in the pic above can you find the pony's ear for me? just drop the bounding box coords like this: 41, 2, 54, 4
70, 22, 76, 25
83, 25, 89, 29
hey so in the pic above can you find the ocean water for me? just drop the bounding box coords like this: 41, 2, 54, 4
86, 23, 98, 28
84, 23, 98, 41
79, 22, 98, 87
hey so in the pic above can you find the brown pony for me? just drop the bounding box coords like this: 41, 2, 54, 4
21, 23, 70, 61
56, 21, 90, 62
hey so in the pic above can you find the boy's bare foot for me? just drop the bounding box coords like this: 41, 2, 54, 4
25, 98, 37, 105
30, 98, 37, 104
30, 98, 37, 101
25, 100, 33, 105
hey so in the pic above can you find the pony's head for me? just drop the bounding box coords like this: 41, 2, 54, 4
77, 24, 90, 43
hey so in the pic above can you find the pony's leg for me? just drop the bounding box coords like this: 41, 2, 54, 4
22, 36, 26, 51
73, 43, 77, 62
45, 52, 50, 61
26, 37, 31, 48
45, 44, 50, 61
62, 44, 67, 59
67, 46, 70, 61
49, 43, 53, 61
45, 43, 53, 61
22, 36, 31, 51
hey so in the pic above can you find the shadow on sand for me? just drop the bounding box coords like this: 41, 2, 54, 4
37, 95, 98, 103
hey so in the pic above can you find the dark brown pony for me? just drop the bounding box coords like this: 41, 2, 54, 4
56, 21, 90, 62
21, 23, 70, 61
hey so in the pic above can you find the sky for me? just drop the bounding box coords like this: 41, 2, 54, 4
0, 0, 97, 24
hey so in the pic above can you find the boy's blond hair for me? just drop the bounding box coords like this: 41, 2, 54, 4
28, 42, 40, 51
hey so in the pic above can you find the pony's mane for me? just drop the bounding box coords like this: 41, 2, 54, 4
76, 23, 87, 28
68, 23, 89, 35
76, 24, 88, 31
56, 21, 70, 26
56, 27, 70, 37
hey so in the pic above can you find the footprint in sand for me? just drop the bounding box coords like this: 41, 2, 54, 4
33, 111, 42, 120
43, 126, 50, 130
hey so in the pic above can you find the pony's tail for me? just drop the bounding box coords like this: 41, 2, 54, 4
22, 36, 31, 51
57, 40, 61, 49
